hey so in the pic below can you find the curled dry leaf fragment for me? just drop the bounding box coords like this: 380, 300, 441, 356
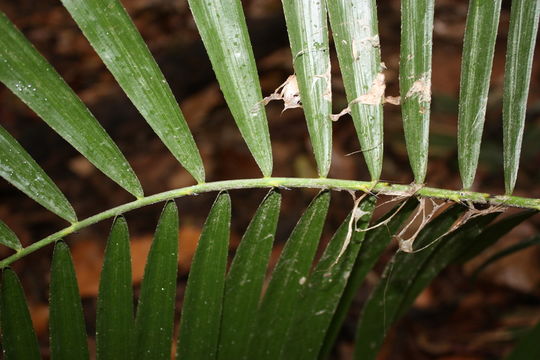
396, 199, 506, 255
263, 75, 302, 111
384, 96, 401, 105
449, 201, 506, 234
334, 191, 368, 264
405, 72, 432, 103
331, 73, 399, 122
313, 65, 332, 102
330, 73, 384, 121
356, 72, 386, 106
396, 198, 446, 253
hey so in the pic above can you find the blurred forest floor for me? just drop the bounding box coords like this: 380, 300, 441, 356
1, 0, 540, 359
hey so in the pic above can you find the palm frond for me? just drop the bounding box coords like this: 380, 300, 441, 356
472, 234, 540, 279
188, 0, 273, 177
0, 126, 76, 222
61, 0, 205, 183
458, 0, 502, 189
503, 0, 540, 194
354, 204, 467, 359
320, 197, 419, 359
96, 217, 134, 360
0, 12, 142, 199
0, 220, 22, 251
249, 190, 330, 358
400, 0, 434, 183
50, 242, 90, 359
0, 269, 40, 360
177, 193, 231, 359
354, 207, 506, 359
134, 201, 179, 360
218, 190, 281, 359
281, 0, 332, 177
459, 209, 536, 262
0, 1, 538, 359
327, 0, 383, 180
283, 195, 376, 359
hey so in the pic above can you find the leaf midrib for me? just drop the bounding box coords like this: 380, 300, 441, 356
0, 176, 538, 268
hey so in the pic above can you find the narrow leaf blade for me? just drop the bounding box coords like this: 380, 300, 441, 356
281, 0, 332, 177
458, 0, 502, 189
0, 219, 22, 251
319, 198, 419, 359
503, 0, 540, 194
328, 0, 383, 180
248, 191, 330, 359
218, 190, 281, 360
400, 0, 435, 183
61, 0, 205, 183
459, 209, 536, 263
0, 12, 143, 198
0, 269, 41, 360
284, 196, 376, 360
0, 126, 76, 223
177, 193, 231, 359
354, 204, 467, 360
472, 235, 540, 279
135, 202, 179, 360
395, 213, 498, 320
188, 0, 272, 176
50, 241, 89, 360
96, 217, 134, 360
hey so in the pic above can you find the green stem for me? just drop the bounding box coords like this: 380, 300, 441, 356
1, 177, 538, 268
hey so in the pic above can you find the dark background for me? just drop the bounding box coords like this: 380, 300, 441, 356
1, 0, 540, 358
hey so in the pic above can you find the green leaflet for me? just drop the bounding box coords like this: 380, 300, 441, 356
0, 126, 76, 223
0, 269, 41, 360
503, 0, 540, 194
188, 0, 273, 177
320, 198, 419, 359
96, 217, 134, 360
60, 0, 205, 183
354, 204, 466, 360
283, 196, 376, 360
472, 235, 540, 280
0, 0, 539, 358
135, 202, 179, 360
50, 242, 89, 360
0, 12, 143, 199
218, 190, 281, 360
0, 219, 22, 251
458, 209, 536, 263
281, 0, 332, 177
506, 320, 540, 360
354, 208, 498, 360
328, 0, 383, 180
177, 193, 231, 359
248, 190, 330, 359
458, 0, 502, 189
400, 0, 435, 184
394, 213, 498, 320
